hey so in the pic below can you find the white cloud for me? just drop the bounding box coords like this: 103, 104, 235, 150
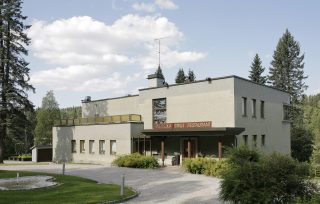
132, 0, 177, 12
28, 14, 204, 92
132, 2, 156, 13
155, 0, 178, 10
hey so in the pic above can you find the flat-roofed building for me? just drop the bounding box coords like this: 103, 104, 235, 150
52, 73, 291, 165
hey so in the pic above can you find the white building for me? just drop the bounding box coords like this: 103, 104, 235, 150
52, 73, 291, 165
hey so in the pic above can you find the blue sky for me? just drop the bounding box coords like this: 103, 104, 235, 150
23, 0, 320, 108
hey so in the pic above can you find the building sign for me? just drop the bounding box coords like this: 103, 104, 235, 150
154, 121, 212, 129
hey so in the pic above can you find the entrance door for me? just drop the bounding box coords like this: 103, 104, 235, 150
183, 139, 196, 158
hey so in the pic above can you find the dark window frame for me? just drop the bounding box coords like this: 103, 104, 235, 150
243, 135, 248, 146
252, 99, 256, 118
110, 140, 117, 155
242, 97, 247, 117
153, 98, 167, 126
89, 140, 94, 154
80, 140, 85, 153
261, 135, 265, 147
260, 100, 265, 118
71, 140, 76, 153
99, 140, 105, 154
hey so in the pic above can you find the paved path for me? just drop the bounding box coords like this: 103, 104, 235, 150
0, 163, 223, 204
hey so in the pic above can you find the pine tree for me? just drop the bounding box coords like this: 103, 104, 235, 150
175, 68, 186, 83
34, 91, 60, 145
249, 54, 266, 84
269, 29, 307, 126
155, 65, 164, 79
187, 69, 196, 82
0, 0, 34, 163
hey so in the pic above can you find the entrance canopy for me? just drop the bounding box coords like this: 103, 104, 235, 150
141, 127, 245, 137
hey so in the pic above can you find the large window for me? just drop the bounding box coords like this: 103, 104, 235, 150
252, 99, 256, 118
99, 140, 105, 154
260, 100, 265, 118
153, 98, 167, 124
242, 97, 247, 117
89, 140, 94, 154
110, 140, 117, 155
80, 140, 85, 153
71, 140, 76, 153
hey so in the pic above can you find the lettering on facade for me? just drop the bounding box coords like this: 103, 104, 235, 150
154, 121, 212, 129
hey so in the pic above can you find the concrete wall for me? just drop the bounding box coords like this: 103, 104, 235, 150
52, 123, 143, 164
234, 78, 291, 154
139, 77, 236, 129
82, 95, 140, 118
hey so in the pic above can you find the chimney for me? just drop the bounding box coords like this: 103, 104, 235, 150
147, 65, 165, 88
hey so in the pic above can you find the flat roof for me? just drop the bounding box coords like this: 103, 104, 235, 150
141, 127, 245, 136
82, 75, 289, 104
139, 75, 289, 94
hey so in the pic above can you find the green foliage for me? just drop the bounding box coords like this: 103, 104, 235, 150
175, 68, 196, 83
60, 106, 82, 119
187, 69, 196, 82
291, 126, 314, 162
182, 157, 228, 177
175, 68, 186, 83
34, 91, 60, 145
220, 147, 319, 204
0, 170, 136, 203
269, 29, 307, 127
0, 0, 35, 163
249, 53, 267, 84
112, 153, 159, 169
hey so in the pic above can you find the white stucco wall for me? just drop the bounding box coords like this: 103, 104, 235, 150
234, 77, 291, 154
139, 77, 236, 129
81, 95, 140, 118
52, 123, 143, 164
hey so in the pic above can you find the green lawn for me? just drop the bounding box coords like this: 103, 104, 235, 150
0, 170, 136, 204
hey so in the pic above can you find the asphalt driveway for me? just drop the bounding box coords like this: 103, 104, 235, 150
0, 163, 223, 204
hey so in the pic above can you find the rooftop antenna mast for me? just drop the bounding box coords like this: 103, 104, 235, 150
154, 36, 169, 67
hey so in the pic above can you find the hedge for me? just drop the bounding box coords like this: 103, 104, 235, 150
112, 153, 159, 169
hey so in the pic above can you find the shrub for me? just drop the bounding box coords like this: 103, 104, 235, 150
219, 147, 319, 204
182, 157, 228, 177
112, 153, 159, 169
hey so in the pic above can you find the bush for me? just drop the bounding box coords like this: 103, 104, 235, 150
112, 153, 159, 169
220, 147, 319, 204
182, 157, 228, 177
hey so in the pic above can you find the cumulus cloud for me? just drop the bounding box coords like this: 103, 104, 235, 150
28, 14, 204, 92
132, 0, 177, 12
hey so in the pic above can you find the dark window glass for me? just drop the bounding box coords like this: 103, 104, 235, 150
242, 97, 247, 117
252, 99, 256, 118
261, 101, 265, 118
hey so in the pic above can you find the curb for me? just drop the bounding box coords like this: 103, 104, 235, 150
103, 188, 140, 204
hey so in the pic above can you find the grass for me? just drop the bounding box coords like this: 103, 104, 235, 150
0, 162, 50, 166
0, 170, 136, 204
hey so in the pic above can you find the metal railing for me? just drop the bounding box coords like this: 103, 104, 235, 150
54, 114, 142, 126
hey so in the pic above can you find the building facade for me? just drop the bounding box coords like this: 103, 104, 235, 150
52, 75, 291, 165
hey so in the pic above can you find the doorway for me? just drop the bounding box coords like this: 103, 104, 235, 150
180, 138, 198, 158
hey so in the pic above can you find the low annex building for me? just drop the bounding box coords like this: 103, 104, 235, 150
52, 73, 291, 165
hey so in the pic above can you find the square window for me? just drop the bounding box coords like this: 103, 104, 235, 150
80, 140, 85, 153
99, 140, 105, 154
89, 140, 94, 154
71, 140, 76, 153
110, 140, 117, 155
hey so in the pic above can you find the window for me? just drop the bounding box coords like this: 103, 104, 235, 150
234, 137, 238, 147
242, 97, 247, 117
110, 140, 117, 155
99, 140, 105, 154
243, 135, 248, 146
283, 105, 291, 121
153, 98, 167, 125
261, 135, 265, 147
80, 140, 85, 153
252, 99, 256, 118
252, 135, 257, 148
260, 100, 265, 118
71, 140, 76, 153
89, 140, 94, 154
